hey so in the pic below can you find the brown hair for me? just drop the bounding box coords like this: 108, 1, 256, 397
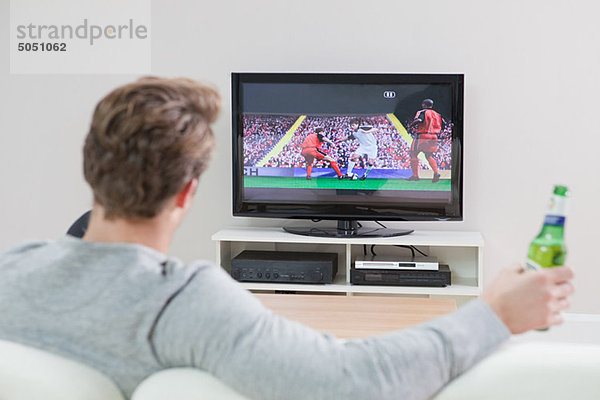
83, 77, 221, 219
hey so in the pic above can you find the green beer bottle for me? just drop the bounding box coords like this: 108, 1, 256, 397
526, 185, 569, 271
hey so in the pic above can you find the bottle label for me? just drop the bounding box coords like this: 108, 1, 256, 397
543, 215, 565, 226
547, 195, 567, 217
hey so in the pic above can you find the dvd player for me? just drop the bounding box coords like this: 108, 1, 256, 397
354, 256, 439, 271
351, 265, 451, 287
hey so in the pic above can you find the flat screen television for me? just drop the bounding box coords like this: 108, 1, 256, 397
232, 73, 464, 237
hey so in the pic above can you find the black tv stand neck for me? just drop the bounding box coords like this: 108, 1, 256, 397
283, 220, 413, 238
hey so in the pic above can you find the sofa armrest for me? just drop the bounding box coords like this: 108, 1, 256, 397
433, 342, 600, 400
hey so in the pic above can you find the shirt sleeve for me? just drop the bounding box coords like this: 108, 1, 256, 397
150, 263, 510, 400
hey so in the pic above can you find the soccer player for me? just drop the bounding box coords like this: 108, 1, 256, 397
337, 118, 378, 180
407, 99, 443, 183
300, 127, 343, 180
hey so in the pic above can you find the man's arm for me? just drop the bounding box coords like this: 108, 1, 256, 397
335, 134, 353, 143
359, 126, 378, 133
151, 262, 573, 400
441, 116, 449, 130
409, 111, 425, 129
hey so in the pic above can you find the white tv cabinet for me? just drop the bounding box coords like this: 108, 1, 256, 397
212, 227, 483, 299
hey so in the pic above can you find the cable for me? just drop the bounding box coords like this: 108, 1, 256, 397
411, 246, 428, 257
394, 245, 415, 258
374, 220, 387, 229
371, 223, 427, 256
367, 244, 429, 259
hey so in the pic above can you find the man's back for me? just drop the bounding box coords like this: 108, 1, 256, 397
354, 128, 377, 148
0, 236, 512, 400
0, 237, 198, 396
0, 237, 360, 399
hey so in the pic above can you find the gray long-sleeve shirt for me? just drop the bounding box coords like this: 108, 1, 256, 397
0, 236, 510, 399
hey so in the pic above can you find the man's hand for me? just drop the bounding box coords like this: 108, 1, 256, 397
481, 264, 575, 334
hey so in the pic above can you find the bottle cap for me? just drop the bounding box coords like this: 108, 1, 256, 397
553, 185, 569, 197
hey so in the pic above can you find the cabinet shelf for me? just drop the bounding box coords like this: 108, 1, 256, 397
212, 227, 483, 299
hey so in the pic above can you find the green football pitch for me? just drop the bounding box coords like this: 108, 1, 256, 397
244, 176, 451, 191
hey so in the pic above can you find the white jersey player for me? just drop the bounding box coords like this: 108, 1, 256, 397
337, 118, 378, 180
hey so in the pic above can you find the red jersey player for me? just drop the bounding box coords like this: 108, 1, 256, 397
407, 99, 443, 183
300, 128, 343, 180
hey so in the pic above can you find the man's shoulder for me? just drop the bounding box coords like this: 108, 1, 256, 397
169, 259, 217, 281
178, 259, 238, 290
166, 259, 261, 312
0, 240, 50, 260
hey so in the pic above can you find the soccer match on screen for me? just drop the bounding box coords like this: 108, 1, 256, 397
242, 100, 452, 193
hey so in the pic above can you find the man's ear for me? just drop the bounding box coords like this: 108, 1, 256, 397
176, 179, 199, 209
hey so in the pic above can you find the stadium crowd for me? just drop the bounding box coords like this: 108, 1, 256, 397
243, 114, 453, 170
242, 114, 298, 166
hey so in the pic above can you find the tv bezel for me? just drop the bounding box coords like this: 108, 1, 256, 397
231, 72, 464, 223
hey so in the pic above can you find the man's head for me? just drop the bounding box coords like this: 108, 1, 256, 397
83, 77, 221, 220
349, 118, 360, 131
422, 99, 434, 109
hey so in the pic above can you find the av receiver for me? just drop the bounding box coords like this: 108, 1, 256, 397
231, 250, 338, 284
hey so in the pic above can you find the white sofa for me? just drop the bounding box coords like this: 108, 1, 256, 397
2, 339, 600, 400
433, 341, 600, 400
131, 368, 248, 400
0, 339, 124, 400
0, 339, 248, 400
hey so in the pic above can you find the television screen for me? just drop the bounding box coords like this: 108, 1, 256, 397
232, 73, 463, 234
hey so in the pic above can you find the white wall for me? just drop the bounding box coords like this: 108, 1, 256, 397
1, 0, 599, 313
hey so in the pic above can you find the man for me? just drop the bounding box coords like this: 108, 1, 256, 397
300, 127, 343, 180
0, 78, 574, 400
338, 118, 378, 180
407, 99, 443, 182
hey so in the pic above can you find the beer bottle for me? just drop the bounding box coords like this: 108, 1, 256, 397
526, 185, 569, 271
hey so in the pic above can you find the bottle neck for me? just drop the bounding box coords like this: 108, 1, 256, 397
538, 194, 567, 238
546, 194, 568, 218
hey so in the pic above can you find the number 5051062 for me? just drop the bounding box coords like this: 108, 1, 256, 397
18, 42, 66, 52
